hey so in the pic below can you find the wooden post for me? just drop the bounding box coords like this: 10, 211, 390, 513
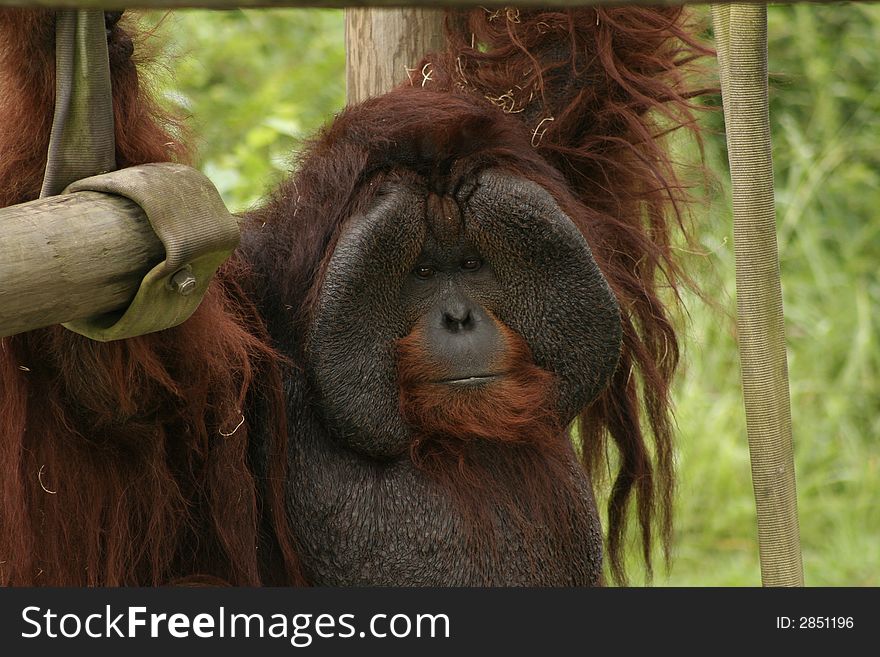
0, 192, 163, 338
0, 1, 782, 10
345, 8, 446, 104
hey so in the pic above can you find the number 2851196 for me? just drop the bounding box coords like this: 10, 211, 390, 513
776, 617, 854, 629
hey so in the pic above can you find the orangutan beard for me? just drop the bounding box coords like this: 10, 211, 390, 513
395, 324, 593, 556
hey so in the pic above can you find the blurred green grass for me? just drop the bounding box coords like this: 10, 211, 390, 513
147, 5, 879, 586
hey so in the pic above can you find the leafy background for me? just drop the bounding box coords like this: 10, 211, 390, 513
142, 4, 879, 586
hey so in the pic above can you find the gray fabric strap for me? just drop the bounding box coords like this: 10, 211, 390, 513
41, 9, 116, 198
62, 164, 240, 342
712, 4, 804, 587
38, 12, 240, 342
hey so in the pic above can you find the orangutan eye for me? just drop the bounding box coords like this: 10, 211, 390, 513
414, 265, 435, 279
461, 258, 482, 272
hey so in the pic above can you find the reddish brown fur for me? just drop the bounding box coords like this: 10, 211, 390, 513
398, 319, 560, 457
0, 10, 301, 586
252, 7, 709, 584
1, 7, 708, 586
396, 320, 586, 565
419, 7, 711, 583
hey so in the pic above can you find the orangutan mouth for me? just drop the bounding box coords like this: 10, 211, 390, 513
436, 374, 502, 386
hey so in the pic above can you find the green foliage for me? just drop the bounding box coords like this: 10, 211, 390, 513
152, 5, 879, 586
633, 4, 880, 586
764, 5, 880, 586
146, 9, 345, 211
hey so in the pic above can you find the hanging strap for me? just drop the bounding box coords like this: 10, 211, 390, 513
41, 10, 115, 197
711, 4, 804, 587
40, 10, 240, 341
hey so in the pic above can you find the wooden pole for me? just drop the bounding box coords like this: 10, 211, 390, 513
0, 192, 163, 338
345, 7, 445, 104
0, 1, 764, 9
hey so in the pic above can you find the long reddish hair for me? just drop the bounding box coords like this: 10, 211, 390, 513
1, 7, 708, 586
248, 7, 707, 583
0, 9, 301, 586
418, 7, 711, 582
